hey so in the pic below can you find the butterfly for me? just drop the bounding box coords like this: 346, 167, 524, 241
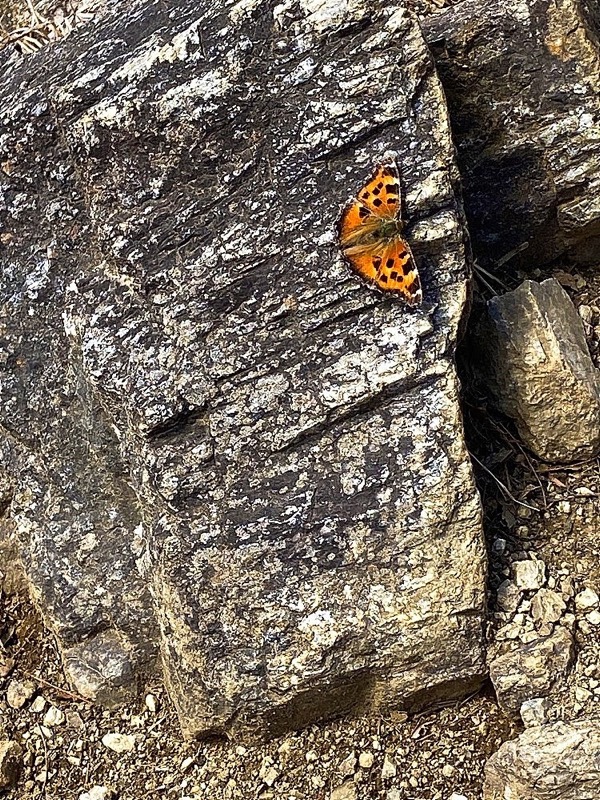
337, 158, 422, 307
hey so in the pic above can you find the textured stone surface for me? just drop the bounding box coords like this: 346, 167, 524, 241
63, 630, 138, 706
424, 0, 600, 271
0, 740, 22, 791
488, 626, 574, 716
0, 0, 487, 738
475, 279, 600, 462
484, 720, 600, 800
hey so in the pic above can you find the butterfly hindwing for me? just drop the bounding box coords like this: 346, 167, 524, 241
377, 239, 422, 306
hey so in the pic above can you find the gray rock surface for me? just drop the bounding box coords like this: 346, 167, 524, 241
475, 279, 600, 462
0, 0, 487, 738
424, 0, 600, 270
63, 630, 137, 706
488, 626, 574, 717
484, 720, 600, 800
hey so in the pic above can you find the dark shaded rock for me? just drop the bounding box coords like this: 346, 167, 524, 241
484, 720, 600, 800
0, 0, 487, 738
0, 740, 22, 791
475, 279, 600, 462
424, 0, 600, 272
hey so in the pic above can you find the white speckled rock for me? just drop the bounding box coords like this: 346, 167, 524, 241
0, 0, 486, 739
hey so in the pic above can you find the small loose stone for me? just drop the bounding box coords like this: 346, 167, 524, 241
30, 696, 47, 714
358, 752, 374, 769
145, 694, 158, 713
514, 559, 546, 591
575, 588, 599, 611
6, 679, 36, 709
586, 610, 600, 626
330, 780, 357, 800
101, 733, 136, 753
43, 706, 65, 726
78, 787, 114, 800
381, 755, 396, 779
338, 752, 356, 777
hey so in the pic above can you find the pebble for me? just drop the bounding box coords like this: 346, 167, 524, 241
34, 724, 53, 740
145, 694, 157, 713
575, 687, 593, 703
330, 780, 357, 800
514, 558, 546, 591
261, 767, 279, 787
78, 787, 114, 800
6, 679, 36, 709
339, 752, 356, 776
101, 733, 136, 753
358, 752, 374, 769
586, 610, 600, 626
520, 697, 550, 727
381, 755, 396, 779
30, 696, 47, 714
575, 588, 599, 611
497, 580, 522, 613
531, 588, 566, 625
44, 706, 65, 726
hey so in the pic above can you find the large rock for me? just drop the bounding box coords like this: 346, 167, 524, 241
475, 279, 600, 463
424, 0, 600, 271
0, 0, 487, 737
484, 720, 600, 800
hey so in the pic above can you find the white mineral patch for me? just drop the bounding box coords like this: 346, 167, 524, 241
159, 70, 236, 117
110, 24, 202, 84
298, 0, 368, 34
229, 0, 263, 24
282, 57, 319, 87
298, 610, 338, 648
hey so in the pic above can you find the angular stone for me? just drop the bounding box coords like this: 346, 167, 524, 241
514, 558, 546, 592
575, 588, 599, 611
520, 697, 551, 728
531, 589, 566, 626
475, 279, 600, 463
484, 720, 600, 800
6, 679, 36, 710
63, 631, 138, 707
496, 580, 522, 614
488, 626, 574, 716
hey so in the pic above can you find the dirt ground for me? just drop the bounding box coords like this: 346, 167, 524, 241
2, 0, 600, 797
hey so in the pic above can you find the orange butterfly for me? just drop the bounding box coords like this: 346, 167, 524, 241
337, 158, 422, 307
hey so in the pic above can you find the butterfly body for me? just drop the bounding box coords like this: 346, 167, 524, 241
337, 160, 422, 307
